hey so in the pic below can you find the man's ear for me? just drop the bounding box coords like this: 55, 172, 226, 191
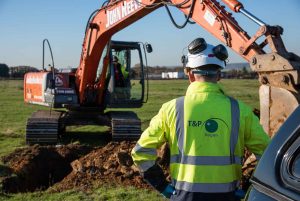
188, 71, 195, 83
184, 68, 195, 83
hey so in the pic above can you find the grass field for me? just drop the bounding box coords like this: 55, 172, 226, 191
0, 79, 260, 201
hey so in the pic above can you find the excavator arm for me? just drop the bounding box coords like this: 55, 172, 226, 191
75, 0, 300, 136
75, 0, 162, 106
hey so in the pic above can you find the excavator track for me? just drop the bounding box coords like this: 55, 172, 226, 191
26, 110, 63, 145
110, 111, 141, 141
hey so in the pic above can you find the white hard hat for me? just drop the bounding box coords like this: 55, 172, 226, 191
186, 44, 225, 69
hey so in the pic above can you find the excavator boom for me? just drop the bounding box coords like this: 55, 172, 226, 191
76, 0, 263, 106
75, 0, 300, 136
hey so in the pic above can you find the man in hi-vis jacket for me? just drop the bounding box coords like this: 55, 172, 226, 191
131, 38, 270, 201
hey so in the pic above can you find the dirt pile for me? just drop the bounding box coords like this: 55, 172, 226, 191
241, 150, 257, 191
0, 142, 168, 193
51, 141, 152, 192
1, 141, 254, 194
1, 144, 92, 193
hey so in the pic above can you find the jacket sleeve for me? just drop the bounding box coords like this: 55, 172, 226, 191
131, 104, 169, 192
131, 104, 168, 172
244, 105, 270, 158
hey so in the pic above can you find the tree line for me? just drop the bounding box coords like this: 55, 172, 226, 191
0, 63, 258, 79
132, 64, 258, 79
223, 67, 258, 79
0, 64, 39, 78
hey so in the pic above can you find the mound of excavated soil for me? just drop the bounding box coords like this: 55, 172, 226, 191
0, 142, 170, 193
1, 144, 93, 193
0, 141, 254, 194
50, 141, 148, 191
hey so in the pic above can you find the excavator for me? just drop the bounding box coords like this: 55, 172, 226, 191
24, 0, 300, 144
24, 39, 152, 144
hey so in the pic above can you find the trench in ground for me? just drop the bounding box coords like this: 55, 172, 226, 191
1, 144, 93, 193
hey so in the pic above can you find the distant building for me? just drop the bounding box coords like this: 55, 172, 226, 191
148, 74, 162, 79
162, 72, 185, 79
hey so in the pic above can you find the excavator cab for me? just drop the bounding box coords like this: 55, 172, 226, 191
104, 40, 151, 108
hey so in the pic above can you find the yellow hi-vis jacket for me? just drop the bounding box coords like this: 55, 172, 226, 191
121, 65, 129, 79
131, 82, 270, 193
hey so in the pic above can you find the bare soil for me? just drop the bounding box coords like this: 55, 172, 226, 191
0, 141, 254, 193
0, 142, 161, 193
50, 141, 152, 192
1, 144, 92, 193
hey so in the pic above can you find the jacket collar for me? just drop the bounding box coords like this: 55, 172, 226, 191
186, 81, 225, 95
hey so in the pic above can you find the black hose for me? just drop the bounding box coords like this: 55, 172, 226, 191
164, 0, 190, 8
80, 9, 100, 61
164, 0, 196, 29
84, 9, 100, 36
101, 0, 109, 8
186, 15, 196, 24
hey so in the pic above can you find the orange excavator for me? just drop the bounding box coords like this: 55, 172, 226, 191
24, 0, 300, 144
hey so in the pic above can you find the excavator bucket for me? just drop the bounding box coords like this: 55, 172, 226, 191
251, 52, 300, 137
260, 85, 300, 137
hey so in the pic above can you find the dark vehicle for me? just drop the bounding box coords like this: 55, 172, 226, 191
245, 106, 300, 201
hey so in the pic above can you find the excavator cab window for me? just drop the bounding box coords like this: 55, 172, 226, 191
106, 40, 147, 108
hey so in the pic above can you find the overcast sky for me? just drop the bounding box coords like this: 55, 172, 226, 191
0, 0, 299, 68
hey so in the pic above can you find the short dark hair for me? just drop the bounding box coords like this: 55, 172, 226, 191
188, 64, 221, 79
194, 64, 222, 71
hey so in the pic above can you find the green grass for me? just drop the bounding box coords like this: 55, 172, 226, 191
0, 80, 46, 156
0, 79, 260, 200
0, 186, 163, 201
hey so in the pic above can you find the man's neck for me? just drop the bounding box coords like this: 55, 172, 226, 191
193, 78, 218, 83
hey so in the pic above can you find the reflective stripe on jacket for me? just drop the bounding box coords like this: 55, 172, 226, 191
131, 82, 270, 193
